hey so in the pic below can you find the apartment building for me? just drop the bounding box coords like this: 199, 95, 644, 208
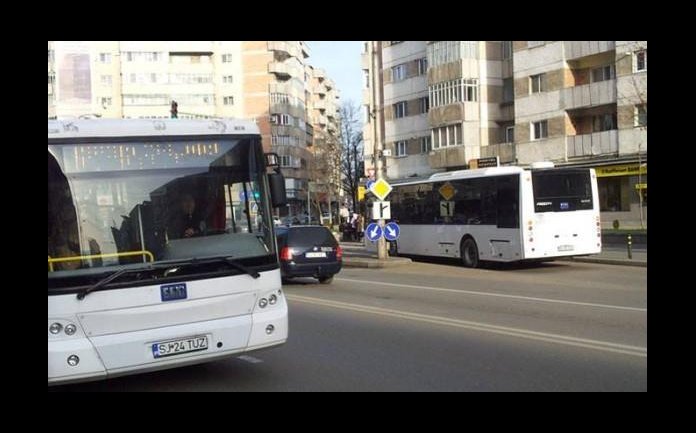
48, 41, 343, 218
363, 41, 647, 228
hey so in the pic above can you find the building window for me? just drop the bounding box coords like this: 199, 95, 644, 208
505, 126, 514, 143
272, 135, 298, 146
503, 78, 513, 103
222, 54, 233, 63
223, 75, 233, 84
100, 97, 112, 107
591, 65, 615, 83
530, 73, 547, 93
531, 120, 548, 140
99, 53, 111, 64
48, 74, 55, 85
429, 78, 478, 108
502, 41, 512, 60
100, 75, 112, 86
528, 41, 544, 48
598, 177, 629, 212
635, 104, 647, 127
420, 136, 432, 154
125, 52, 162, 62
273, 114, 292, 125
224, 96, 234, 105
396, 140, 407, 157
432, 124, 463, 148
634, 49, 647, 72
417, 58, 428, 75
392, 64, 406, 81
592, 113, 617, 132
419, 97, 429, 114
279, 155, 292, 167
427, 41, 479, 68
394, 101, 407, 118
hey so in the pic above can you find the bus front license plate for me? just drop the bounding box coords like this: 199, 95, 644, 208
557, 245, 574, 252
152, 336, 209, 359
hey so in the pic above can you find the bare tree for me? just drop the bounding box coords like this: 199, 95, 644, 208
338, 100, 364, 211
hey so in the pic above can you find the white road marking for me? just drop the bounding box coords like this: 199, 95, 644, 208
287, 294, 647, 358
237, 355, 263, 364
335, 278, 646, 312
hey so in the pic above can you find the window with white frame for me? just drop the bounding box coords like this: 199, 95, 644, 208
419, 97, 429, 114
591, 65, 615, 83
429, 78, 478, 108
223, 75, 234, 84
396, 140, 407, 156
635, 104, 647, 127
417, 58, 428, 75
273, 114, 292, 125
634, 49, 647, 72
502, 41, 512, 60
420, 136, 432, 153
279, 155, 292, 167
169, 73, 213, 84
505, 126, 514, 143
272, 135, 299, 146
100, 97, 112, 107
394, 101, 407, 118
392, 64, 406, 81
125, 52, 162, 62
100, 75, 112, 86
427, 41, 479, 68
222, 54, 233, 63
432, 124, 463, 149
99, 53, 111, 64
530, 73, 547, 93
224, 96, 234, 105
531, 120, 548, 140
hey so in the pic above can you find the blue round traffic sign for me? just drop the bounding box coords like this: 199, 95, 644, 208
384, 222, 400, 241
365, 223, 383, 242
366, 180, 375, 191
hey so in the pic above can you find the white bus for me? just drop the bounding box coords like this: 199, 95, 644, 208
48, 119, 289, 385
382, 164, 601, 267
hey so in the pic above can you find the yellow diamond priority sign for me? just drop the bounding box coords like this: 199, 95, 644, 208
438, 182, 456, 201
369, 178, 393, 201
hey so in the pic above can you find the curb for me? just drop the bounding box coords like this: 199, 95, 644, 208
342, 257, 413, 268
559, 257, 647, 267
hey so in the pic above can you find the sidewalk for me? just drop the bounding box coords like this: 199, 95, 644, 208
340, 242, 646, 268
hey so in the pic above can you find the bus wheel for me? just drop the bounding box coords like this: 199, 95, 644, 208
461, 238, 479, 268
388, 241, 398, 256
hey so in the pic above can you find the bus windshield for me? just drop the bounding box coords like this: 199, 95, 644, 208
47, 137, 274, 289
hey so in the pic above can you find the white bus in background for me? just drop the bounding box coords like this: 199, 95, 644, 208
48, 119, 289, 385
382, 163, 601, 267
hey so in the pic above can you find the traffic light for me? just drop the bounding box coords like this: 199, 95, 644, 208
170, 101, 178, 119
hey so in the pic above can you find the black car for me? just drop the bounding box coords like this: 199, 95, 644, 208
276, 225, 343, 284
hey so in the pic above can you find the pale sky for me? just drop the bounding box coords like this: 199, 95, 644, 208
306, 41, 364, 110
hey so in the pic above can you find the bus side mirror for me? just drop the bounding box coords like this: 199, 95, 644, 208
268, 172, 287, 208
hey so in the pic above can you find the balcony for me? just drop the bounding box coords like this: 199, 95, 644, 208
268, 41, 301, 59
564, 41, 615, 61
313, 100, 327, 111
268, 61, 302, 79
481, 143, 516, 164
566, 130, 618, 158
560, 79, 616, 111
313, 84, 327, 96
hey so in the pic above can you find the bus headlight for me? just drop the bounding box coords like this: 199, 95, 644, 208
259, 298, 268, 308
49, 323, 63, 334
67, 355, 80, 366
268, 294, 277, 305
64, 324, 77, 335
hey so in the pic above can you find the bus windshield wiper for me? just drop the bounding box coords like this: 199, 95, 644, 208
77, 267, 153, 300
202, 256, 261, 279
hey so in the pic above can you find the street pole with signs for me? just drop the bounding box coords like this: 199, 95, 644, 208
371, 41, 388, 260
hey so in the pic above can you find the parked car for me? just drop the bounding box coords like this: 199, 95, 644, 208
276, 225, 343, 284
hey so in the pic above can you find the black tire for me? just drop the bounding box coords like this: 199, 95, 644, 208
461, 238, 480, 268
388, 241, 398, 256
318, 276, 334, 284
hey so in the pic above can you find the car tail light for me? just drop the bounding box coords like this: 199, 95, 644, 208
280, 247, 293, 261
335, 245, 343, 259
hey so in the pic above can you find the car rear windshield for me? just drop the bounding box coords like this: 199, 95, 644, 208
288, 227, 337, 247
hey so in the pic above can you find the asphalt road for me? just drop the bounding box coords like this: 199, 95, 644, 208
52, 260, 647, 392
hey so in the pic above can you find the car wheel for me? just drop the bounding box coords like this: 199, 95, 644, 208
461, 238, 480, 268
318, 276, 334, 284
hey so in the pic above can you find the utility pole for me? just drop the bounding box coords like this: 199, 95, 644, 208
371, 41, 388, 260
